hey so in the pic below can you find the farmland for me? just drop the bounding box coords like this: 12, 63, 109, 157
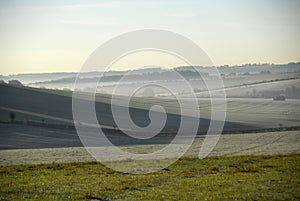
0, 77, 299, 200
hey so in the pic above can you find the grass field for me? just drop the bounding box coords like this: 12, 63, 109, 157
0, 154, 299, 201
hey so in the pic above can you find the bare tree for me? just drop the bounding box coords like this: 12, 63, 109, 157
9, 112, 15, 122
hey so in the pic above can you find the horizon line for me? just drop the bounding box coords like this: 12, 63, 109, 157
1, 61, 299, 76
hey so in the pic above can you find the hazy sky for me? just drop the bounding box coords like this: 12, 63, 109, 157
0, 0, 299, 75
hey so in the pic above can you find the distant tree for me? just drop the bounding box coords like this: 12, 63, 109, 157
273, 95, 286, 101
141, 88, 155, 97
9, 112, 15, 122
8, 80, 23, 86
194, 88, 201, 93
260, 70, 271, 74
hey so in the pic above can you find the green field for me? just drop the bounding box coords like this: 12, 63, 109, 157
0, 154, 299, 201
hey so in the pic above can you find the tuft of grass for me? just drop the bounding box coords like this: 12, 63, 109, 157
0, 155, 299, 200
207, 166, 219, 174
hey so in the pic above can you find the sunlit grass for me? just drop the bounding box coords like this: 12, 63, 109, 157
0, 155, 299, 200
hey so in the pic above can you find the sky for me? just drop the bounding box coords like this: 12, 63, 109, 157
0, 0, 299, 75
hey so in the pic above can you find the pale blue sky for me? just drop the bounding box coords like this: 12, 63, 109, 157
0, 0, 299, 74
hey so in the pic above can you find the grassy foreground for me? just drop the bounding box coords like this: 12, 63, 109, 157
0, 155, 299, 201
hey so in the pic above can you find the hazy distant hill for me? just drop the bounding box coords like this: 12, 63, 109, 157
0, 83, 255, 132
1, 62, 299, 85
